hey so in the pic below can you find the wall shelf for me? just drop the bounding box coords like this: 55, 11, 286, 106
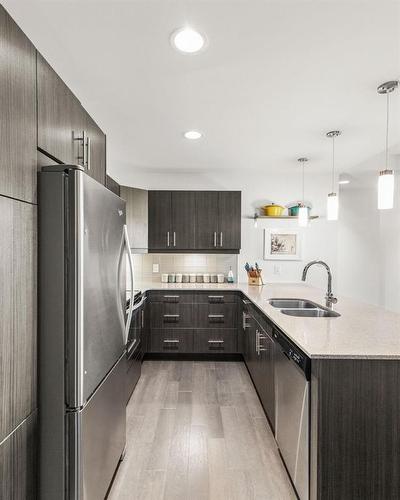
246, 214, 319, 220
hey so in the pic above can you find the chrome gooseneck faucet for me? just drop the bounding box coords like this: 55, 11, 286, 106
302, 260, 337, 308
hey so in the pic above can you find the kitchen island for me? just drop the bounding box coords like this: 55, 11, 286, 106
135, 281, 400, 499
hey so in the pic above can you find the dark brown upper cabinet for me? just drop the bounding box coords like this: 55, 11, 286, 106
106, 175, 120, 196
148, 190, 241, 253
0, 6, 37, 204
195, 191, 219, 250
148, 191, 195, 251
37, 52, 106, 185
195, 191, 241, 252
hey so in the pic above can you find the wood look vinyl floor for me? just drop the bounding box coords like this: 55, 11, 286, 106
108, 361, 296, 500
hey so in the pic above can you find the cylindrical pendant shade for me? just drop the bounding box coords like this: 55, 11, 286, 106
298, 206, 309, 227
327, 192, 339, 221
378, 169, 394, 210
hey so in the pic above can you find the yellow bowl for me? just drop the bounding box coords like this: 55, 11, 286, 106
262, 204, 285, 216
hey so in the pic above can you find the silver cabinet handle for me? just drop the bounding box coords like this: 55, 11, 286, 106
213, 232, 217, 247
208, 295, 224, 299
220, 232, 223, 247
167, 231, 170, 247
163, 314, 180, 317
163, 339, 179, 343
173, 231, 176, 247
86, 136, 91, 170
163, 295, 180, 299
256, 329, 260, 355
73, 130, 87, 168
208, 340, 224, 344
242, 299, 251, 305
141, 310, 144, 328
208, 314, 224, 318
242, 312, 250, 330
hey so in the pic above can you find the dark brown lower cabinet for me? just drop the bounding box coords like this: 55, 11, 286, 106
311, 359, 400, 500
147, 291, 238, 354
150, 330, 193, 353
194, 329, 237, 353
195, 303, 237, 328
0, 411, 36, 500
150, 302, 193, 328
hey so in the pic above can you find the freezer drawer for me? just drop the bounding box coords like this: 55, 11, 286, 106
67, 354, 126, 500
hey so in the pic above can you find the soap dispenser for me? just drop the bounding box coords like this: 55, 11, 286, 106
227, 266, 234, 283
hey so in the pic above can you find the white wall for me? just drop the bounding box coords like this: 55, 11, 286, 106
123, 167, 338, 292
337, 154, 400, 312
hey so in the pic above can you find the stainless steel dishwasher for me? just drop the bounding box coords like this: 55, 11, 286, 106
273, 329, 311, 500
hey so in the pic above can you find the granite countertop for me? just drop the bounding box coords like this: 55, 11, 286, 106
134, 281, 400, 360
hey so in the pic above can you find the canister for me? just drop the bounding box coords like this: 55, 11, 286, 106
203, 273, 210, 283
189, 273, 196, 283
217, 274, 225, 284
161, 273, 168, 283
175, 273, 182, 283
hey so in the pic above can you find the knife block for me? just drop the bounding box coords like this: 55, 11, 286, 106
247, 270, 263, 286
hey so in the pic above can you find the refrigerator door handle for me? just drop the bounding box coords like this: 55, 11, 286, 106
123, 225, 135, 345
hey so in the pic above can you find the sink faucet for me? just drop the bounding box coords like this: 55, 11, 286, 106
301, 260, 337, 308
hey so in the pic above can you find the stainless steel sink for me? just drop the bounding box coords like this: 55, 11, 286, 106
281, 308, 340, 318
269, 297, 341, 318
269, 298, 316, 309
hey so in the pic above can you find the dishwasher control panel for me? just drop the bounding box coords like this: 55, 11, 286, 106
273, 329, 311, 379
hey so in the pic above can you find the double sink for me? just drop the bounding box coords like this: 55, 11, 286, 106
269, 298, 340, 318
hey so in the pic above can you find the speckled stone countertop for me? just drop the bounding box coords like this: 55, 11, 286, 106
134, 281, 400, 360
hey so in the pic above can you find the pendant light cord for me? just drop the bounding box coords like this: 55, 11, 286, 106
386, 91, 390, 169
302, 163, 305, 204
331, 135, 335, 192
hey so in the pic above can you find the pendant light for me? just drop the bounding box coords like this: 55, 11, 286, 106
377, 80, 398, 210
326, 130, 341, 221
297, 157, 309, 227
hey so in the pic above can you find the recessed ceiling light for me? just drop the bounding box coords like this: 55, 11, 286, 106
184, 130, 203, 140
171, 27, 206, 54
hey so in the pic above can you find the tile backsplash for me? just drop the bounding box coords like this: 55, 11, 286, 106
132, 253, 238, 283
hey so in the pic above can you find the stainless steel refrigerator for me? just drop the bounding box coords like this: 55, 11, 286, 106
38, 165, 135, 499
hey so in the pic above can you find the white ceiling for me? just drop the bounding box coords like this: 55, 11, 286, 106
4, 0, 400, 183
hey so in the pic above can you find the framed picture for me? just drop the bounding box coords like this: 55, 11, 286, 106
264, 229, 302, 260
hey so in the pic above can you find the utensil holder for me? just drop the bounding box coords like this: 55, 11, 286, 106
247, 270, 263, 286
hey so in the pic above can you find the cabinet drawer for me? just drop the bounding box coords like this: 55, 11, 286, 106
195, 303, 237, 328
148, 291, 194, 303
150, 329, 193, 353
150, 303, 193, 328
193, 329, 237, 353
195, 292, 237, 304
